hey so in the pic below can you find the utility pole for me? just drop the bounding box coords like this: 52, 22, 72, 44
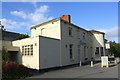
0, 21, 5, 30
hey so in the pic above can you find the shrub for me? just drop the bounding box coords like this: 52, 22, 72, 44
2, 47, 18, 62
2, 47, 10, 61
109, 42, 120, 57
2, 61, 32, 79
19, 34, 29, 39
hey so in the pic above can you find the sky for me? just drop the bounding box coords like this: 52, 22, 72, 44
1, 2, 118, 42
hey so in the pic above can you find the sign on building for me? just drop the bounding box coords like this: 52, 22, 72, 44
101, 56, 109, 68
105, 43, 110, 49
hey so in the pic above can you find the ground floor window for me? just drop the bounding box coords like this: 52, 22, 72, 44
22, 44, 33, 56
84, 46, 86, 58
95, 47, 99, 55
90, 47, 93, 57
84, 46, 87, 60
100, 47, 104, 56
69, 44, 73, 60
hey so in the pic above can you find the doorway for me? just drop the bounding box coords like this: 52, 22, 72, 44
8, 51, 18, 62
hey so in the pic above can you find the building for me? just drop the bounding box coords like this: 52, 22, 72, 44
2, 15, 106, 70
0, 23, 21, 41
2, 30, 21, 41
0, 24, 28, 61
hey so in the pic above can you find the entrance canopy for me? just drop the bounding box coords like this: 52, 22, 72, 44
2, 40, 19, 51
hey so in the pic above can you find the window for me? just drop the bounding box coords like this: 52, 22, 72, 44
69, 27, 72, 36
22, 44, 33, 56
90, 47, 93, 56
41, 28, 46, 36
84, 46, 86, 58
69, 44, 73, 59
77, 29, 80, 39
65, 44, 68, 48
95, 47, 99, 55
83, 32, 85, 40
100, 47, 104, 56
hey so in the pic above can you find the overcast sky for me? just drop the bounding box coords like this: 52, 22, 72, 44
1, 2, 118, 42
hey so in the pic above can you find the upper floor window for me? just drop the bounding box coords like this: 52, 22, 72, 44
41, 28, 46, 36
69, 27, 72, 36
83, 32, 85, 40
77, 29, 80, 39
90, 47, 93, 55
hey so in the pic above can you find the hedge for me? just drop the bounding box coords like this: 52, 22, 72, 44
2, 61, 32, 80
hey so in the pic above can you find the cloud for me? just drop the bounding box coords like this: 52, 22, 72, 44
11, 11, 27, 19
99, 26, 118, 42
1, 18, 30, 30
10, 5, 54, 24
1, 5, 53, 33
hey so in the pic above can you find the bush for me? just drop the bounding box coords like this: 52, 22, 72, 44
2, 47, 10, 61
19, 34, 29, 39
2, 61, 32, 79
109, 41, 120, 57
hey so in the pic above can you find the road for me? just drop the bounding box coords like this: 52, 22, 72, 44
29, 62, 118, 78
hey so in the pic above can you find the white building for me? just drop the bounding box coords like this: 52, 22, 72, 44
2, 15, 106, 70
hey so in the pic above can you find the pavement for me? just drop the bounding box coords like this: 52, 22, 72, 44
28, 62, 118, 78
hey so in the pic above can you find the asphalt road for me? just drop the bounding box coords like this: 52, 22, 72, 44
29, 63, 118, 78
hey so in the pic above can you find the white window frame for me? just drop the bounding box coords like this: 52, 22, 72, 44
69, 44, 74, 60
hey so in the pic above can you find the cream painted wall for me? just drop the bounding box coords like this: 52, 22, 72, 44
92, 33, 105, 60
10, 18, 105, 70
60, 21, 79, 66
31, 20, 61, 40
39, 36, 60, 69
12, 36, 40, 70
12, 36, 61, 70
60, 20, 93, 65
93, 33, 105, 47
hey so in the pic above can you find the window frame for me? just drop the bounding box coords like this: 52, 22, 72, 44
95, 47, 99, 55
83, 32, 85, 40
69, 27, 72, 36
100, 47, 104, 56
69, 44, 74, 60
22, 44, 33, 56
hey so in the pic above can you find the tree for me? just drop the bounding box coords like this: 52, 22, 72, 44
109, 41, 120, 57
2, 46, 10, 61
19, 34, 29, 39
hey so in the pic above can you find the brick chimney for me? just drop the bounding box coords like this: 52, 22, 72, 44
60, 15, 71, 23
